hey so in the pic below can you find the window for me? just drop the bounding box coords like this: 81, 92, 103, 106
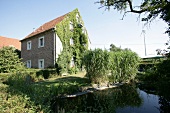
70, 57, 74, 67
69, 21, 73, 31
27, 41, 31, 50
76, 13, 79, 22
70, 38, 74, 45
38, 59, 44, 69
82, 28, 86, 34
26, 60, 31, 68
38, 36, 44, 47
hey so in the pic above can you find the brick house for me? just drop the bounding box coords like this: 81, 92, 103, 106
21, 9, 90, 69
0, 36, 21, 50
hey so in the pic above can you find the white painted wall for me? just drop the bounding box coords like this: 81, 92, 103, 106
55, 34, 63, 60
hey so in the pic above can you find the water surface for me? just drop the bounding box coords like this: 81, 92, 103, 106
51, 84, 170, 113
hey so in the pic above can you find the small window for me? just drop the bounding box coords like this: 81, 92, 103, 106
70, 38, 74, 45
83, 44, 86, 47
26, 60, 31, 68
76, 13, 79, 22
82, 28, 86, 34
27, 41, 31, 50
38, 59, 44, 69
38, 36, 44, 47
69, 21, 73, 31
70, 57, 74, 67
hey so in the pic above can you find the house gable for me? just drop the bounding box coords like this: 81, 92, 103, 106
55, 9, 89, 73
21, 8, 89, 70
21, 14, 67, 41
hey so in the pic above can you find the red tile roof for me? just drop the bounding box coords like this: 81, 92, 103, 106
0, 36, 21, 50
23, 14, 67, 40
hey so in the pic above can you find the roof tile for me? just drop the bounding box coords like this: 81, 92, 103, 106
0, 36, 21, 50
24, 14, 67, 40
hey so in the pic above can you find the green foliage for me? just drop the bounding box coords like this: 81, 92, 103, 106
138, 58, 170, 82
51, 84, 142, 113
156, 59, 170, 80
0, 73, 45, 113
109, 44, 122, 52
2, 71, 89, 112
83, 49, 110, 83
36, 69, 57, 79
56, 50, 72, 74
109, 50, 140, 83
83, 48, 140, 83
55, 9, 89, 75
97, 0, 170, 35
0, 84, 40, 113
68, 67, 79, 74
0, 46, 24, 73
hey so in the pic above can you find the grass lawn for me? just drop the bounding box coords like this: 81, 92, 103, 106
35, 71, 90, 86
0, 71, 91, 112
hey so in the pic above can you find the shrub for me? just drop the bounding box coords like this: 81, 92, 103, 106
109, 50, 140, 83
0, 46, 25, 73
36, 69, 57, 79
155, 59, 170, 81
139, 59, 170, 82
5, 71, 82, 112
82, 49, 140, 84
82, 49, 110, 83
68, 67, 79, 75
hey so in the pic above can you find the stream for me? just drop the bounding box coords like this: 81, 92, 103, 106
51, 84, 170, 113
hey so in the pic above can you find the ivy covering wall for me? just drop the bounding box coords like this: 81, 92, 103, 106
55, 9, 89, 75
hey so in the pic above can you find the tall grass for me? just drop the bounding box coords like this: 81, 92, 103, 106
0, 73, 44, 113
83, 49, 110, 83
109, 50, 140, 83
82, 49, 140, 84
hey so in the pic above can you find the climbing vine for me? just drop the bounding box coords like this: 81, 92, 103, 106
55, 9, 89, 75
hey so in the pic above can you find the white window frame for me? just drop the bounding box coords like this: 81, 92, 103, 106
76, 13, 79, 22
82, 28, 86, 34
70, 38, 74, 45
70, 57, 75, 67
27, 41, 31, 50
26, 60, 31, 68
38, 59, 44, 69
38, 36, 44, 48
69, 21, 73, 31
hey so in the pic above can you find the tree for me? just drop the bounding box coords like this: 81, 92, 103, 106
0, 46, 24, 73
110, 44, 131, 51
109, 44, 122, 52
96, 0, 170, 35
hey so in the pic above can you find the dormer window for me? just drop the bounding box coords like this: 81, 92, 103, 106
27, 41, 31, 50
69, 21, 73, 31
38, 36, 44, 48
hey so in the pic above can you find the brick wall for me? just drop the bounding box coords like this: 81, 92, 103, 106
21, 30, 55, 68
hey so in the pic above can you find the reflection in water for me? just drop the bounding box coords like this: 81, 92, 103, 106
51, 84, 170, 113
51, 84, 143, 113
116, 89, 159, 113
159, 96, 170, 113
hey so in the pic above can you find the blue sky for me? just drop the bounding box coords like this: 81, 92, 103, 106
0, 0, 169, 57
